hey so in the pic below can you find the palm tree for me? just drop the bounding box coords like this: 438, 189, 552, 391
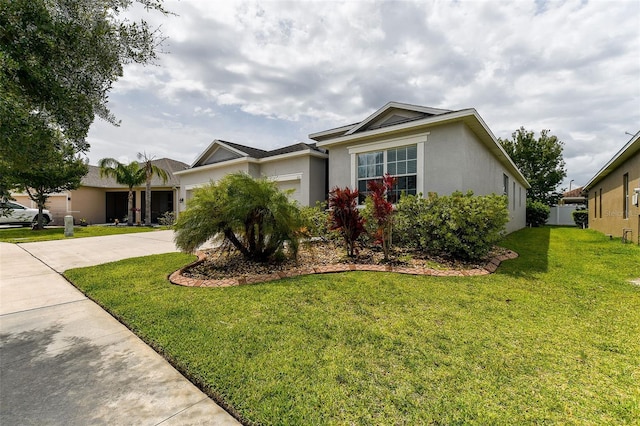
137, 152, 169, 225
98, 158, 145, 226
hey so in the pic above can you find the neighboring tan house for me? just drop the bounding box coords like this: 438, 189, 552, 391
309, 102, 530, 233
174, 140, 329, 209
13, 158, 188, 225
584, 131, 640, 243
560, 187, 586, 205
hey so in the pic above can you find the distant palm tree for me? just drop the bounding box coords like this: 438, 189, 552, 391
137, 152, 169, 226
98, 158, 145, 226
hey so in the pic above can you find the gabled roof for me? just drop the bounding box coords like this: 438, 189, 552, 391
82, 158, 189, 188
181, 139, 328, 172
344, 101, 452, 136
189, 139, 267, 167
310, 103, 530, 189
584, 131, 640, 190
308, 102, 451, 141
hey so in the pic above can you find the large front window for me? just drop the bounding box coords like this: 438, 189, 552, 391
357, 145, 417, 203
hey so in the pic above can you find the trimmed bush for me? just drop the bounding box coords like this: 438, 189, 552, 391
526, 200, 550, 227
394, 191, 509, 261
572, 209, 588, 228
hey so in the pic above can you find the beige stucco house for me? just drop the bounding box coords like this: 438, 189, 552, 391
309, 102, 530, 233
13, 158, 188, 225
174, 140, 329, 210
584, 131, 640, 243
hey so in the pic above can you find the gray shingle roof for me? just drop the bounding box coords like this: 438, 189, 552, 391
199, 141, 326, 166
219, 140, 270, 159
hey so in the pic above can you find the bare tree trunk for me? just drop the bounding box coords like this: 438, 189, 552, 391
145, 179, 151, 225
25, 187, 46, 230
127, 189, 134, 226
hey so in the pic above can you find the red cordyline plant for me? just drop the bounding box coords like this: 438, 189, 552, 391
328, 186, 365, 257
367, 173, 397, 261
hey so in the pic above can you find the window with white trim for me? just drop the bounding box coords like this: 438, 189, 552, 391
356, 145, 417, 203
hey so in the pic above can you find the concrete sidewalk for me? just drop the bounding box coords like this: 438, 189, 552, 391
0, 232, 239, 425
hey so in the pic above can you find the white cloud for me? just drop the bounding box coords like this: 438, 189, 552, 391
88, 0, 640, 189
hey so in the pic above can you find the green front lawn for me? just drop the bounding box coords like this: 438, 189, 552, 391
0, 225, 161, 243
65, 227, 640, 425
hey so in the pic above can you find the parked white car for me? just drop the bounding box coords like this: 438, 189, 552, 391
0, 201, 54, 226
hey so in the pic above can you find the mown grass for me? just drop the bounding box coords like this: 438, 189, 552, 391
65, 227, 640, 425
0, 225, 160, 243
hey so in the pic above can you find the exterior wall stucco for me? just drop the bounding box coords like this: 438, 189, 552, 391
13, 189, 105, 225
309, 156, 328, 205
425, 123, 526, 232
588, 152, 640, 243
70, 187, 106, 224
176, 155, 327, 209
325, 122, 526, 233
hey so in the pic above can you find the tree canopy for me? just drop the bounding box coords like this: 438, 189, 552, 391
0, 0, 167, 152
0, 0, 167, 225
499, 127, 567, 205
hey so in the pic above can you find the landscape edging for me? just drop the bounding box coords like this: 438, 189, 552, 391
168, 250, 519, 288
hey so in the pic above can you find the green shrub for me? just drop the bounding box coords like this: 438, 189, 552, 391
526, 200, 550, 227
299, 201, 331, 241
158, 211, 175, 227
572, 209, 588, 228
173, 173, 302, 262
394, 191, 509, 261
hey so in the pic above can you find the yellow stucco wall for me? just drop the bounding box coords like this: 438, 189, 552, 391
588, 152, 640, 243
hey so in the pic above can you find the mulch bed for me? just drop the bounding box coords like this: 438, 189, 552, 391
169, 240, 518, 288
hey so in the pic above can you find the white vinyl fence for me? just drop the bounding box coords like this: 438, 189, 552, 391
547, 205, 580, 226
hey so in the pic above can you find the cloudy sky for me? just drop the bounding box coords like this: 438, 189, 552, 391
86, 0, 640, 190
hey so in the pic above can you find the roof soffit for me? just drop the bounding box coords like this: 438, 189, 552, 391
584, 132, 640, 190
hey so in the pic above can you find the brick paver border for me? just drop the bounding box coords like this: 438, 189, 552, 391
169, 250, 519, 288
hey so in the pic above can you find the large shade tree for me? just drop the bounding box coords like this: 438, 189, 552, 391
137, 153, 169, 225
1, 0, 167, 225
98, 158, 146, 226
0, 103, 88, 228
499, 127, 567, 205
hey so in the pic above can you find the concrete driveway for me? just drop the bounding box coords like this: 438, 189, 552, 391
0, 231, 239, 425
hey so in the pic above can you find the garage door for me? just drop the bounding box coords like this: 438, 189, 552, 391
276, 180, 301, 204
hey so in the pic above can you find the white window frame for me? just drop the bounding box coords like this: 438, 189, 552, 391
348, 134, 427, 200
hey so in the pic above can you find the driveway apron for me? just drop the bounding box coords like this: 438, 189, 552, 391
0, 231, 239, 425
